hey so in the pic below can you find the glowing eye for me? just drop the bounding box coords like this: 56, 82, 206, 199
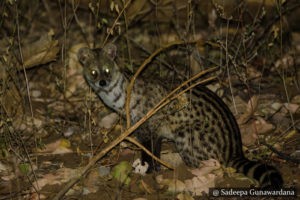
90, 70, 98, 79
104, 67, 110, 75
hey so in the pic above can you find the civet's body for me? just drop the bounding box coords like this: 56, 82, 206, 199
78, 44, 283, 188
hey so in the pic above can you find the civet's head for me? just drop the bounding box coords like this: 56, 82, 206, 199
77, 44, 118, 90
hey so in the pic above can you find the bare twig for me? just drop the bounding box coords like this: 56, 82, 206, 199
53, 66, 217, 199
125, 40, 198, 128
15, 3, 40, 199
102, 0, 132, 46
125, 136, 174, 170
261, 141, 300, 164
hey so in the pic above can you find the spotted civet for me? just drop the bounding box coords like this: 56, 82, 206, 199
77, 43, 283, 188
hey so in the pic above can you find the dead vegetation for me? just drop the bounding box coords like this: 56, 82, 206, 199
0, 0, 300, 199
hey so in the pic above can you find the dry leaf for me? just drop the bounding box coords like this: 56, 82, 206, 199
126, 0, 147, 22
160, 152, 183, 168
239, 124, 258, 146
240, 117, 275, 145
21, 32, 59, 69
284, 129, 297, 140
31, 90, 42, 98
291, 95, 300, 104
63, 127, 75, 137
246, 65, 262, 79
188, 159, 220, 177
283, 103, 299, 114
274, 54, 294, 70
156, 175, 186, 193
238, 95, 259, 124
139, 179, 155, 194
98, 165, 111, 177
0, 162, 9, 172
66, 43, 90, 98
185, 174, 217, 196
254, 117, 275, 135
36, 139, 73, 154
229, 96, 247, 117
32, 167, 78, 191
99, 112, 119, 129
271, 102, 283, 111
184, 159, 223, 196
177, 193, 194, 200
29, 193, 47, 200
83, 169, 100, 194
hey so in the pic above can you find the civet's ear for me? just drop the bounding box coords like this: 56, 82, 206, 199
77, 47, 95, 66
103, 43, 117, 60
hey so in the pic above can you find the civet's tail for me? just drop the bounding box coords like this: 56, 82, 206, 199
228, 157, 283, 189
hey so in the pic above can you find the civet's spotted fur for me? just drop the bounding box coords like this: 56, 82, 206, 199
78, 44, 283, 188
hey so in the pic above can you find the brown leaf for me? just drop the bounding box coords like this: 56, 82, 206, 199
283, 103, 299, 114
156, 175, 186, 193
240, 117, 275, 145
184, 174, 217, 196
188, 159, 220, 177
238, 96, 258, 124
32, 167, 78, 191
139, 179, 155, 194
126, 0, 148, 22
36, 139, 73, 154
83, 169, 100, 194
21, 31, 59, 69
99, 113, 119, 129
184, 159, 223, 196
176, 193, 194, 200
240, 121, 259, 146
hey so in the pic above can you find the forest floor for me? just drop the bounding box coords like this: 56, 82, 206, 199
0, 1, 300, 199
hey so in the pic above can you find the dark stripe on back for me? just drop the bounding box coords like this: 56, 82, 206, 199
193, 86, 241, 140
192, 86, 242, 161
193, 95, 227, 159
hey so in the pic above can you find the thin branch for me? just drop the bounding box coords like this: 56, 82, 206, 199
53, 67, 217, 200
102, 0, 132, 46
125, 136, 174, 170
125, 40, 199, 128
15, 2, 40, 199
261, 141, 300, 164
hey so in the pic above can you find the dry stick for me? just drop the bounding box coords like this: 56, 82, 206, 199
102, 0, 132, 46
125, 75, 217, 170
140, 66, 218, 126
126, 75, 217, 167
53, 69, 217, 200
171, 76, 217, 102
124, 75, 218, 168
52, 110, 152, 200
124, 72, 218, 171
125, 137, 173, 170
125, 40, 199, 128
15, 3, 41, 198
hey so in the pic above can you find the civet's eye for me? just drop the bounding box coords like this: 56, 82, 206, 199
90, 70, 98, 79
103, 67, 110, 75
